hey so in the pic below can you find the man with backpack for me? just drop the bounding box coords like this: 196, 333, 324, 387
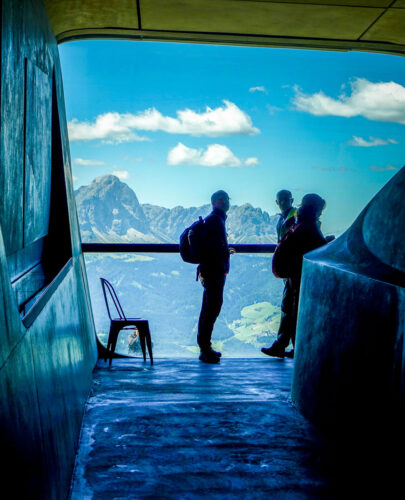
196, 190, 232, 364
262, 193, 330, 359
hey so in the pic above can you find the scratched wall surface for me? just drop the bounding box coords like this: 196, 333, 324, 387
0, 1, 97, 498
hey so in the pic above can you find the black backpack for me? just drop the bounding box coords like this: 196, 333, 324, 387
179, 216, 205, 264
272, 223, 301, 279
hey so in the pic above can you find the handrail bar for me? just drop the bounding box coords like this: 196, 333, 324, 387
81, 243, 276, 254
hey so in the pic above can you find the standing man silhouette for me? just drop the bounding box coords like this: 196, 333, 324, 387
263, 190, 297, 358
275, 190, 297, 242
197, 190, 233, 364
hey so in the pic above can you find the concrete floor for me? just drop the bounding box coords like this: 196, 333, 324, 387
70, 358, 332, 499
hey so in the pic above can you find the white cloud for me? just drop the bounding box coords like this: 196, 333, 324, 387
370, 165, 399, 172
68, 101, 259, 143
68, 115, 149, 143
245, 157, 259, 166
349, 136, 398, 147
167, 143, 258, 168
112, 170, 130, 179
293, 78, 405, 124
249, 86, 267, 94
266, 104, 282, 115
72, 175, 78, 182
73, 158, 106, 165
122, 156, 143, 162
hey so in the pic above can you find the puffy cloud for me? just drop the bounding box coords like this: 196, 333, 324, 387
370, 165, 399, 172
293, 78, 405, 124
68, 101, 259, 143
349, 136, 398, 147
73, 158, 105, 165
68, 115, 149, 143
167, 143, 258, 168
249, 86, 267, 94
72, 175, 78, 182
111, 170, 130, 179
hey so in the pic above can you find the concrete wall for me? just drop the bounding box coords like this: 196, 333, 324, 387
292, 166, 405, 435
0, 1, 97, 498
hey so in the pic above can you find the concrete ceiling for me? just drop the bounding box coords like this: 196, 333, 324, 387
44, 0, 405, 55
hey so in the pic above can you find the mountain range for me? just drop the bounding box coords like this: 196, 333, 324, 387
75, 175, 284, 357
75, 175, 279, 244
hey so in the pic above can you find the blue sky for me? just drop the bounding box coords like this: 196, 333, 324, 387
59, 41, 405, 235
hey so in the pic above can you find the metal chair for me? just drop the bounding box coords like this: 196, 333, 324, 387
100, 278, 153, 365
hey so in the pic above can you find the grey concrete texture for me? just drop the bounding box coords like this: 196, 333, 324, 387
0, 0, 97, 498
293, 166, 405, 432
71, 358, 333, 499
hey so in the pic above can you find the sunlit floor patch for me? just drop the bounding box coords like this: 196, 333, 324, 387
71, 358, 332, 499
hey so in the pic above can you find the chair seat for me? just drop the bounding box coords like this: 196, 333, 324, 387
111, 318, 149, 332
111, 317, 145, 322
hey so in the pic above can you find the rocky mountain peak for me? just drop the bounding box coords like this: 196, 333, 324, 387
75, 175, 150, 241
75, 175, 278, 243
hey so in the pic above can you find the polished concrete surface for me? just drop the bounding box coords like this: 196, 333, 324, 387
293, 167, 405, 433
0, 1, 97, 497
71, 358, 332, 499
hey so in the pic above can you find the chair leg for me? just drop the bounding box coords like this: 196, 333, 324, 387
106, 323, 115, 362
145, 325, 153, 366
109, 325, 121, 366
139, 328, 147, 362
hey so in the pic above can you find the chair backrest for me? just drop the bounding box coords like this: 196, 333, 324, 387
100, 278, 127, 320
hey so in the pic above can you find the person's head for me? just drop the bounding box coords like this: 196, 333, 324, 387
211, 190, 230, 212
276, 189, 294, 213
300, 193, 326, 219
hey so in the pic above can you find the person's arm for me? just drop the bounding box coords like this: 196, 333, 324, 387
306, 226, 328, 252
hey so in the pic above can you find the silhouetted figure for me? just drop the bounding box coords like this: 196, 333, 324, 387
275, 189, 297, 242
197, 190, 233, 364
262, 193, 328, 359
262, 190, 297, 358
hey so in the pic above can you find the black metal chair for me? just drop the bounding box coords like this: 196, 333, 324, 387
100, 278, 153, 365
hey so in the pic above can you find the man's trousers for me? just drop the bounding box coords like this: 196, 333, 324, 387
197, 273, 226, 352
275, 279, 299, 349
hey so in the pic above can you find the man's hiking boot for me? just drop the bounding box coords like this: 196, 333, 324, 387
261, 345, 285, 358
284, 349, 294, 359
208, 348, 222, 358
199, 350, 220, 364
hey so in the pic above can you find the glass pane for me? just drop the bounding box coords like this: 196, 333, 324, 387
85, 253, 284, 358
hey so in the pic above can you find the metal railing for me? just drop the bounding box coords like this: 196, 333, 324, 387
81, 243, 276, 254
81, 242, 279, 358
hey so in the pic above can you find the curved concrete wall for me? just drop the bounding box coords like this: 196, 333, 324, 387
292, 166, 405, 434
363, 170, 405, 273
0, 1, 97, 498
